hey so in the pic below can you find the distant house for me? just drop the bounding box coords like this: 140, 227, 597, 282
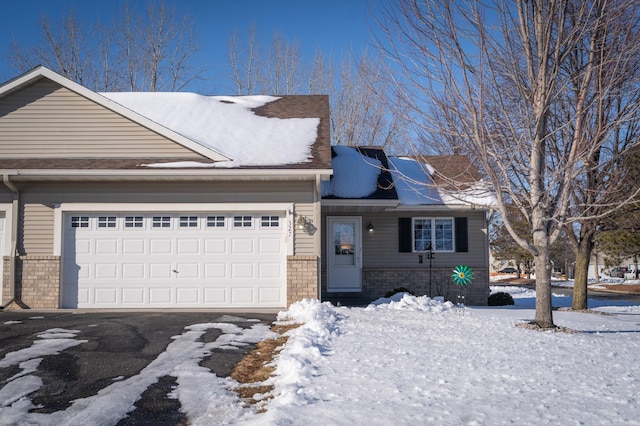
0, 67, 493, 310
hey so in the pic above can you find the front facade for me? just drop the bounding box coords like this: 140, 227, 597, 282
1, 68, 491, 310
0, 67, 330, 310
321, 147, 492, 306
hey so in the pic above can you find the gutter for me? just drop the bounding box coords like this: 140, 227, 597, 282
1, 173, 19, 309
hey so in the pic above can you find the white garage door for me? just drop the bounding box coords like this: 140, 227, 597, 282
62, 212, 287, 308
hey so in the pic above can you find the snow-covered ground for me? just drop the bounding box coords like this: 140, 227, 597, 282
2, 288, 640, 425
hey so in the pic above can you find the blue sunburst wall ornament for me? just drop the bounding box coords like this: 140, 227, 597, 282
452, 265, 474, 287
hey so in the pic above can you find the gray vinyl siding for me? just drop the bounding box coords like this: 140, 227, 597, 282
20, 202, 54, 255
0, 80, 202, 159
18, 180, 317, 256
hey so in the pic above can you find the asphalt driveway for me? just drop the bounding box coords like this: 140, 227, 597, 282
0, 310, 277, 425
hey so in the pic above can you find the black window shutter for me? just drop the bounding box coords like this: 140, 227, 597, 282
455, 217, 468, 252
398, 217, 412, 252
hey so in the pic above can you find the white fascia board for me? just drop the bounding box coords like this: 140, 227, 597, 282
0, 67, 230, 162
321, 199, 400, 208
1, 168, 333, 181
388, 204, 491, 212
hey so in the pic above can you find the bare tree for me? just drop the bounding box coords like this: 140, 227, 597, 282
228, 25, 260, 95
226, 27, 407, 149
7, 2, 202, 92
375, 0, 640, 328
563, 1, 640, 309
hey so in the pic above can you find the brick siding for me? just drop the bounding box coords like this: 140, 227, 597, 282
287, 255, 319, 306
362, 267, 490, 306
2, 256, 60, 309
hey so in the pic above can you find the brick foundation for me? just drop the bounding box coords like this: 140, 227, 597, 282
2, 255, 61, 309
287, 255, 319, 306
362, 267, 490, 306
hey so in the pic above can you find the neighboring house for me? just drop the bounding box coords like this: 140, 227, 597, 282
321, 146, 493, 306
0, 66, 331, 309
0, 67, 493, 310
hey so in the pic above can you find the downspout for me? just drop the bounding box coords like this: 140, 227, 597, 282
1, 173, 19, 309
315, 173, 322, 302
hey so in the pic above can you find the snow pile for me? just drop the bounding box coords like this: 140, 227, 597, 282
254, 300, 344, 412
367, 292, 456, 313
101, 93, 319, 167
322, 145, 381, 198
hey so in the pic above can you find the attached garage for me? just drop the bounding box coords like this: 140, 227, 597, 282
61, 210, 288, 308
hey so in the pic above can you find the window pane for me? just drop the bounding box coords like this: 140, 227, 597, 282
71, 216, 89, 228
207, 216, 225, 228
98, 216, 117, 228
434, 219, 453, 251
152, 216, 171, 228
179, 216, 198, 228
333, 223, 355, 266
233, 215, 252, 228
261, 215, 279, 227
125, 216, 144, 228
413, 219, 431, 252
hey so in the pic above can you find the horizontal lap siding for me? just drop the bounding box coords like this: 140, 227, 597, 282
0, 80, 201, 158
324, 211, 488, 269
19, 181, 317, 256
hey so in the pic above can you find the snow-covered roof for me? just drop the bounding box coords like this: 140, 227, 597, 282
322, 146, 496, 208
101, 92, 321, 168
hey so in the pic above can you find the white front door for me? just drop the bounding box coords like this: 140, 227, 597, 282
327, 216, 362, 292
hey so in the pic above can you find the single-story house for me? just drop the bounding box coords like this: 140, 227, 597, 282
0, 67, 492, 310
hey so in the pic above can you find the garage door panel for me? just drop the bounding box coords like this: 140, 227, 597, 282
95, 288, 117, 304
205, 239, 227, 254
122, 288, 145, 304
205, 263, 227, 278
63, 212, 287, 308
231, 288, 254, 303
95, 239, 118, 254
232, 239, 254, 254
232, 263, 254, 278
175, 263, 199, 278
150, 263, 172, 279
149, 287, 173, 304
123, 239, 145, 254
95, 263, 118, 279
123, 263, 145, 279
150, 239, 172, 254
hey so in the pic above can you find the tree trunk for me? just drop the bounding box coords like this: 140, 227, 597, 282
572, 238, 593, 310
534, 246, 555, 328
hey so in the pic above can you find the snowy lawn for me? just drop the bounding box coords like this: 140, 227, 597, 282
2, 288, 639, 425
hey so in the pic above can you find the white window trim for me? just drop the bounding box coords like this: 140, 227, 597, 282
53, 203, 294, 256
411, 217, 455, 253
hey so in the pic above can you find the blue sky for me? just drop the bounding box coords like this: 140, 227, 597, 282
0, 0, 377, 92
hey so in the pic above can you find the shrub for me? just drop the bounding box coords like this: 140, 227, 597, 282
384, 287, 416, 298
488, 292, 515, 306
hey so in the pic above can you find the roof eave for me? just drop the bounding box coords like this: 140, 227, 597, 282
0, 168, 333, 182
